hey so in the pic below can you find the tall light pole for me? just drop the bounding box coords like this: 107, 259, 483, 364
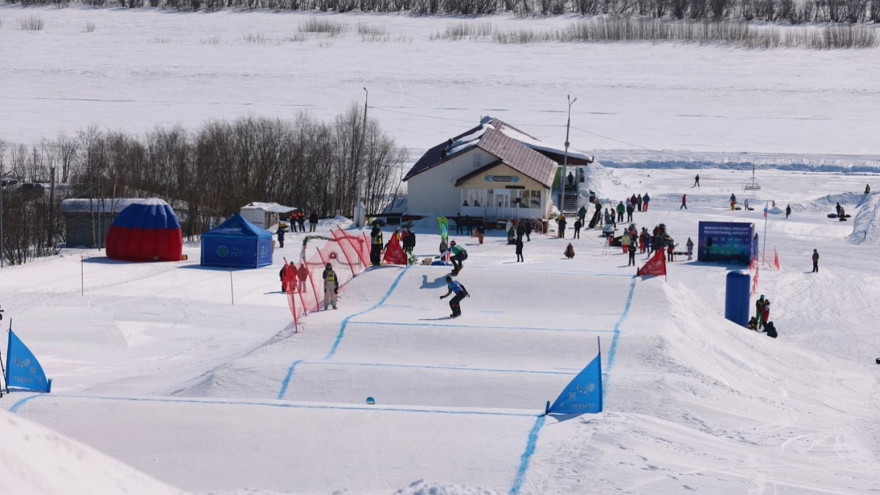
559, 95, 577, 215
354, 87, 368, 228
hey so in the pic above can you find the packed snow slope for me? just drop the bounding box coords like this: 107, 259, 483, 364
2, 163, 880, 494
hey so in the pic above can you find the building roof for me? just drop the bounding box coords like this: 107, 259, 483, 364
403, 117, 590, 188
241, 202, 297, 214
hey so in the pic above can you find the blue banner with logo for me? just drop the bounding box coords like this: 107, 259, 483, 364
6, 328, 52, 393
548, 353, 602, 414
697, 221, 754, 264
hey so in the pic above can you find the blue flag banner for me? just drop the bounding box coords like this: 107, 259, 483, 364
6, 329, 52, 393
548, 353, 602, 414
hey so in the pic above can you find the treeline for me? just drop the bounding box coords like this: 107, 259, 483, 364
7, 0, 880, 23
0, 106, 406, 265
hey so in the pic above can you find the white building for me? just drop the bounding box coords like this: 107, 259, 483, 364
239, 202, 296, 230
403, 117, 592, 223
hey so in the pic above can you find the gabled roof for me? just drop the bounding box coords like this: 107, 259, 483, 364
202, 213, 272, 239
403, 117, 561, 188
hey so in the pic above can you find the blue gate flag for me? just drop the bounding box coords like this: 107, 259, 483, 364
6, 328, 52, 393
548, 353, 602, 414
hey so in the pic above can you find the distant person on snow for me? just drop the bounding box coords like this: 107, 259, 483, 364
515, 236, 524, 263
812, 249, 819, 273
755, 295, 767, 327
439, 275, 469, 318
785, 204, 791, 219
865, 184, 871, 194
322, 263, 338, 310
686, 237, 694, 260
309, 212, 319, 232
276, 225, 286, 248
564, 242, 575, 259
680, 194, 687, 210
642, 193, 650, 212
693, 174, 700, 187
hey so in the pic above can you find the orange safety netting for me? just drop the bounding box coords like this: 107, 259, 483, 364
285, 227, 370, 330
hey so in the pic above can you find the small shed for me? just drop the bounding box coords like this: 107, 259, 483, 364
61, 198, 149, 248
239, 202, 296, 230
201, 213, 274, 268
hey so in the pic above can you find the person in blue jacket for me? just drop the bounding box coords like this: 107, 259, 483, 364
439, 275, 469, 318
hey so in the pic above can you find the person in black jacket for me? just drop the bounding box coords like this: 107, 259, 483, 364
370, 224, 383, 266
276, 224, 286, 248
309, 212, 319, 232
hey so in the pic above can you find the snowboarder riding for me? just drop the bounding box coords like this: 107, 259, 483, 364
439, 275, 469, 318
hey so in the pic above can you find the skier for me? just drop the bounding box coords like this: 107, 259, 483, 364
785, 204, 791, 219
680, 193, 687, 210
812, 249, 819, 273
439, 275, 469, 318
322, 263, 338, 310
443, 240, 468, 275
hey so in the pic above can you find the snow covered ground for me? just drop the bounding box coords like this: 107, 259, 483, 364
1, 6, 880, 495
3, 162, 880, 494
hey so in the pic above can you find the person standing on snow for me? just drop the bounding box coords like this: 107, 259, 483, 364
755, 295, 767, 325
573, 217, 582, 239
439, 275, 469, 318
309, 211, 319, 232
785, 204, 792, 219
642, 193, 650, 212
693, 174, 700, 187
680, 193, 688, 210
322, 263, 338, 310
370, 223, 383, 266
686, 237, 694, 260
515, 236, 524, 263
812, 249, 819, 272
276, 224, 286, 248
627, 237, 637, 266
557, 214, 567, 238
616, 201, 625, 223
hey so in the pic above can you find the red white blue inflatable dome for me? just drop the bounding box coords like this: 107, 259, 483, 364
105, 198, 183, 262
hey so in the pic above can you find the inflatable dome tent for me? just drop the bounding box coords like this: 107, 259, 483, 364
105, 198, 183, 262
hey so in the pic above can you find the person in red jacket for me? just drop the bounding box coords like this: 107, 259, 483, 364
680, 193, 687, 210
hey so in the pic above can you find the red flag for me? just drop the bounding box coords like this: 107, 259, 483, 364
773, 247, 780, 269
382, 234, 407, 265
637, 249, 667, 277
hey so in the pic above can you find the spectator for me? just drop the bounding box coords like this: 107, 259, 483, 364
812, 249, 819, 273
309, 212, 319, 232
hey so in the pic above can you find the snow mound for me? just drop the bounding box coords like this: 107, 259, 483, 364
395, 479, 499, 495
848, 193, 880, 244
0, 409, 183, 493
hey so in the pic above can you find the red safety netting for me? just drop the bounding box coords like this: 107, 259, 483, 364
285, 228, 370, 330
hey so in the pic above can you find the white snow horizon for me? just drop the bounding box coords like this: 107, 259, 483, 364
1, 7, 880, 495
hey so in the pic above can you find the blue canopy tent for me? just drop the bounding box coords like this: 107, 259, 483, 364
201, 213, 274, 268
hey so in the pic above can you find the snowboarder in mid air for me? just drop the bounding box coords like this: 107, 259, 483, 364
439, 275, 469, 318
443, 240, 468, 275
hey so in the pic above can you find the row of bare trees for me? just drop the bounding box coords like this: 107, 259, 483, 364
0, 106, 407, 265
7, 0, 880, 22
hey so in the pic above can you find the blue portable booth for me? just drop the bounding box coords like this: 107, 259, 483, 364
201, 213, 274, 268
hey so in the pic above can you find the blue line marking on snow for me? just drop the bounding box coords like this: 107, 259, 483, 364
510, 415, 546, 495
301, 360, 575, 376
277, 359, 304, 400
9, 394, 44, 413
352, 320, 616, 334
324, 266, 410, 360
8, 393, 539, 418
607, 275, 637, 372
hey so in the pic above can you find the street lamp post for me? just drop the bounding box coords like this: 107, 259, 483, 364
559, 95, 577, 216
354, 87, 368, 228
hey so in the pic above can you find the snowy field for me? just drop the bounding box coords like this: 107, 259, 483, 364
1, 5, 880, 495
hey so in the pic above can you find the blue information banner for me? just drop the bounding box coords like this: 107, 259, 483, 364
697, 221, 755, 264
